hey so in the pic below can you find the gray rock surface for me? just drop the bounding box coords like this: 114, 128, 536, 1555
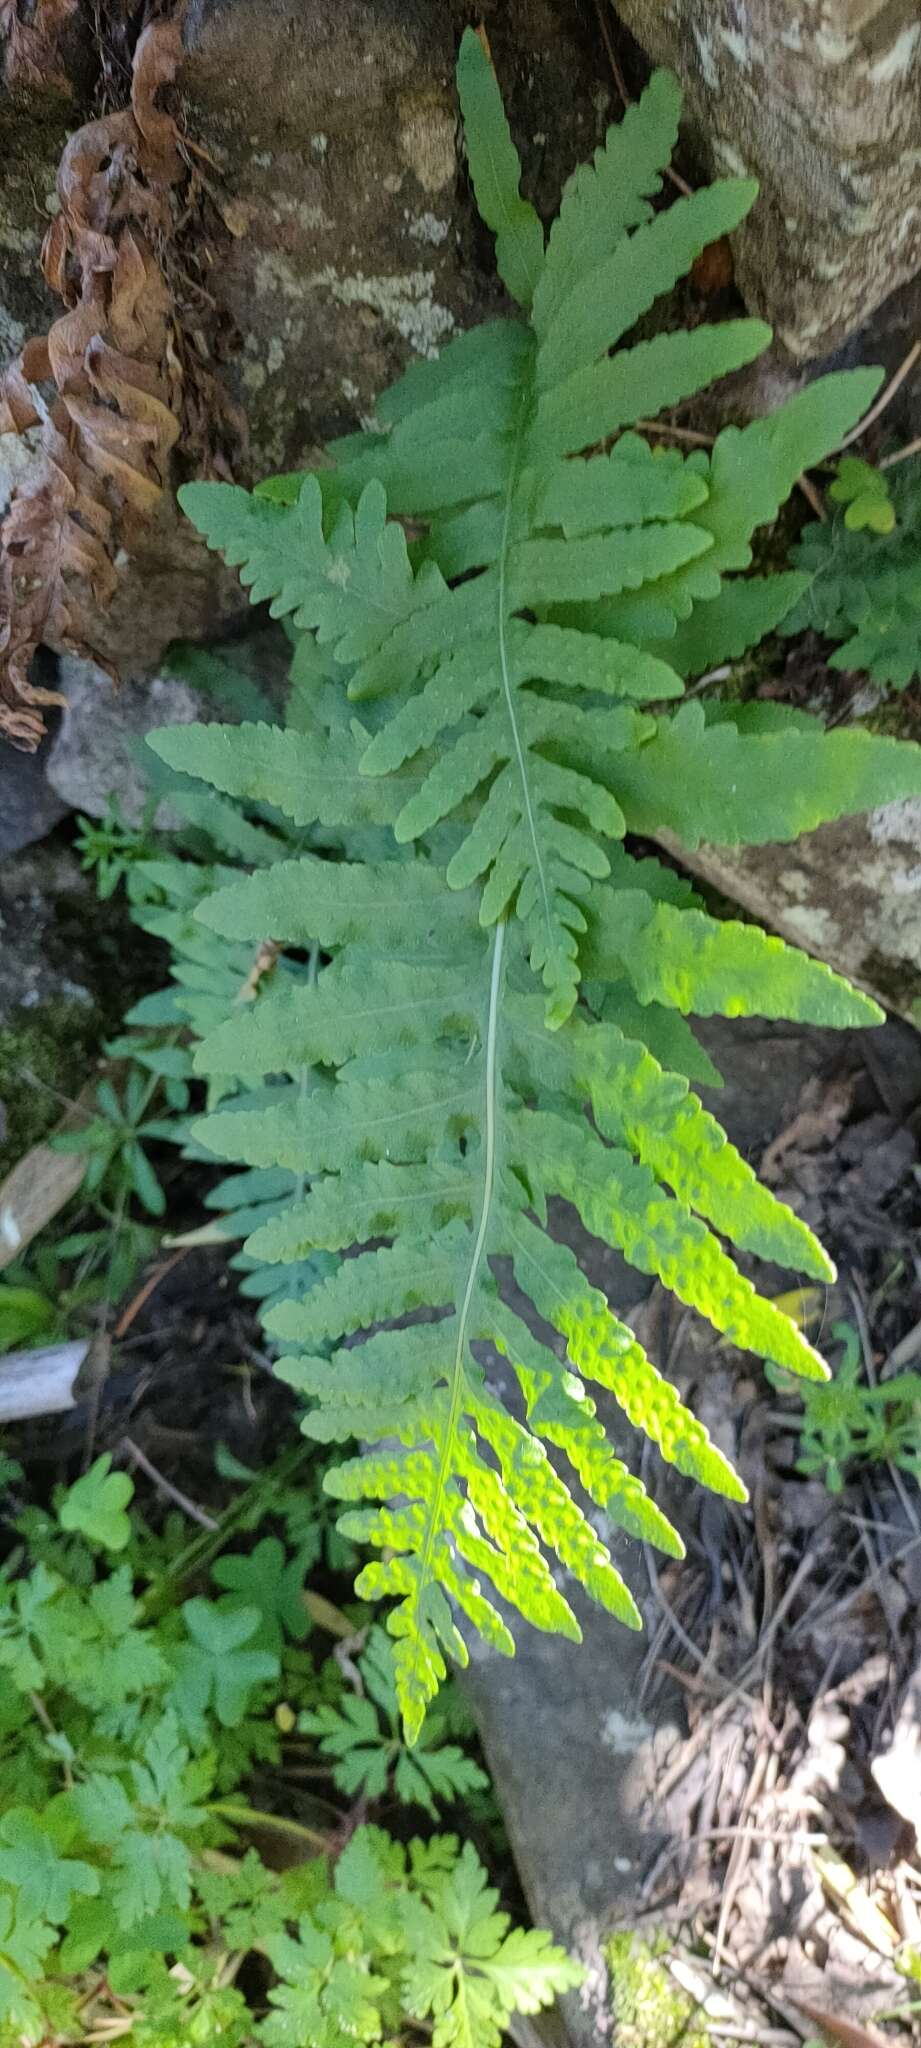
613, 0, 921, 361
657, 787, 921, 1024
179, 0, 607, 466
45, 661, 209, 823
0, 724, 69, 855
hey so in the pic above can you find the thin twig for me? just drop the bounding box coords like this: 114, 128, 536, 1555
643, 1543, 756, 1705
836, 340, 921, 453
880, 432, 921, 471
712, 1745, 770, 1977
695, 1825, 828, 1846
882, 1313, 921, 1374
796, 471, 827, 521
792, 1527, 921, 1638
113, 1249, 188, 1339
207, 1800, 329, 1851
122, 1436, 218, 1530
635, 416, 716, 445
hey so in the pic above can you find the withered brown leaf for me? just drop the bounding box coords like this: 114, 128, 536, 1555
0, 19, 186, 748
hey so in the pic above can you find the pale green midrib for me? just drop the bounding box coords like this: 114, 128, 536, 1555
409, 917, 506, 1703
292, 943, 318, 1206
496, 397, 554, 949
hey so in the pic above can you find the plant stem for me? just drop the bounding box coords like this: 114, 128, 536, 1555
206, 1800, 329, 1851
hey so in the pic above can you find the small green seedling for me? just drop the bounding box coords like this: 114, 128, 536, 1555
828, 454, 896, 534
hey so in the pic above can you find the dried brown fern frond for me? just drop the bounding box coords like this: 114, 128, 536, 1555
0, 20, 186, 748
0, 0, 77, 92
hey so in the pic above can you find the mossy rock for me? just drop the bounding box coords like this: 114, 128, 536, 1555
0, 997, 100, 1180
605, 1931, 711, 2048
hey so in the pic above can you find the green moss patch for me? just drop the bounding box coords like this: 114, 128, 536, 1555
0, 997, 98, 1179
605, 1931, 712, 2048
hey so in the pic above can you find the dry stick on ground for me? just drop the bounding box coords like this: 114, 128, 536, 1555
654, 1547, 821, 1804
122, 1435, 218, 1530
711, 1742, 772, 1978
882, 1313, 921, 1373
635, 417, 715, 445
642, 1538, 757, 1703
113, 1249, 189, 1339
836, 339, 921, 454
880, 433, 921, 471
796, 472, 827, 521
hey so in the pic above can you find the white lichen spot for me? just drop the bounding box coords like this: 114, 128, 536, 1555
842, 204, 884, 237
407, 210, 450, 246
311, 133, 328, 157
780, 903, 840, 947
310, 266, 455, 357
848, 683, 882, 718
814, 27, 856, 63
601, 1708, 653, 1756
241, 360, 267, 393
398, 95, 456, 192
0, 1207, 21, 1253
341, 377, 359, 400
781, 314, 830, 345
0, 307, 25, 362
780, 18, 803, 49
694, 28, 719, 87
254, 251, 304, 304
0, 223, 37, 256
383, 172, 404, 195
870, 22, 921, 82
283, 199, 333, 233
0, 422, 40, 517
266, 337, 284, 374
252, 151, 272, 169
868, 797, 921, 847
718, 25, 751, 65
713, 138, 750, 176
815, 254, 846, 279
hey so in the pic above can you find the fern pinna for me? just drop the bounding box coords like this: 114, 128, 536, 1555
153, 36, 921, 1739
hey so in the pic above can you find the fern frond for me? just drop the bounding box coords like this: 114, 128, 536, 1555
163, 35, 921, 1738
455, 28, 544, 310
609, 700, 921, 847
182, 872, 833, 1734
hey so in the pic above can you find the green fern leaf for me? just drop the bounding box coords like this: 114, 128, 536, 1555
185, 890, 833, 1732
456, 29, 544, 310
165, 40, 921, 1740
531, 69, 680, 336
609, 700, 921, 846
585, 884, 883, 1025
648, 571, 810, 675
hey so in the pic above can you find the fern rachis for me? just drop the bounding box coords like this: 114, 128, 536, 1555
149, 33, 921, 1738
